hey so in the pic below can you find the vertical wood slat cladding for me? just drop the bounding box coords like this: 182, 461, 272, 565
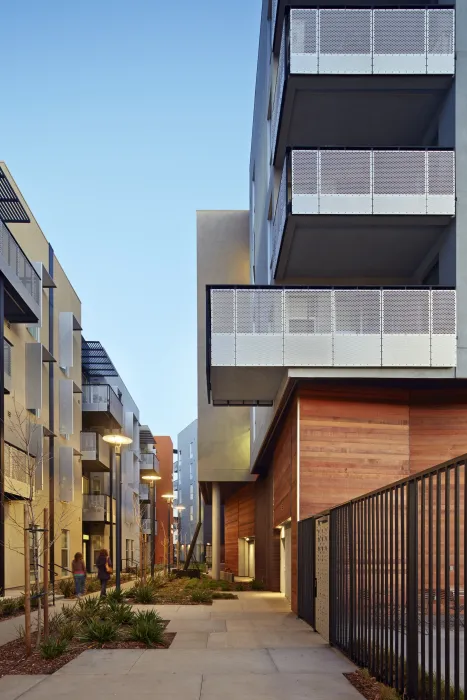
224, 483, 256, 576
273, 406, 296, 528
255, 470, 281, 591
299, 386, 410, 520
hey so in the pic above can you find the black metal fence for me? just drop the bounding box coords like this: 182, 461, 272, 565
298, 454, 467, 700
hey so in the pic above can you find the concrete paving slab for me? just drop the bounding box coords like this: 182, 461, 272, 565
14, 673, 203, 699
0, 675, 47, 700
170, 631, 209, 649
166, 618, 226, 632
268, 647, 356, 674
129, 648, 278, 675
200, 671, 362, 700
207, 630, 325, 650
55, 649, 145, 675
225, 617, 311, 632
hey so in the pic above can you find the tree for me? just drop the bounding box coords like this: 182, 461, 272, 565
3, 399, 79, 650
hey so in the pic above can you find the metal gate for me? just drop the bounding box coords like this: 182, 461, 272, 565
298, 518, 315, 627
315, 516, 330, 641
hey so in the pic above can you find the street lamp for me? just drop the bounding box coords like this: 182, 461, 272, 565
103, 432, 133, 591
173, 504, 185, 566
141, 474, 161, 578
162, 494, 176, 572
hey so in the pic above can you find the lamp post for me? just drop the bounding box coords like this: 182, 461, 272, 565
162, 494, 176, 573
142, 474, 161, 578
174, 504, 185, 566
103, 432, 133, 592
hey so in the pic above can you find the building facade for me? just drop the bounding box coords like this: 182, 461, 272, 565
198, 0, 467, 608
175, 419, 203, 562
153, 436, 174, 566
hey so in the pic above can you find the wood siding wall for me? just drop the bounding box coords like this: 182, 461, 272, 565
224, 483, 255, 576
255, 470, 281, 592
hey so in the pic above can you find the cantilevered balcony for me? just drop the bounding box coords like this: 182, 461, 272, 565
207, 286, 456, 405
140, 451, 160, 479
81, 432, 111, 473
0, 220, 41, 324
271, 148, 455, 280
82, 383, 124, 430
82, 494, 115, 523
271, 7, 455, 163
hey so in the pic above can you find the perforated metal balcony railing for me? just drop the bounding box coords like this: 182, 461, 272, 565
271, 148, 455, 276
271, 7, 455, 159
208, 286, 456, 388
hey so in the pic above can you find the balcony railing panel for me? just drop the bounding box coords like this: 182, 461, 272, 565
209, 287, 456, 370
0, 220, 41, 311
82, 494, 113, 522
82, 383, 124, 427
4, 340, 11, 377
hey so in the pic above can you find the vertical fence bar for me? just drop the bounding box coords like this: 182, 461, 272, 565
384, 489, 389, 686
395, 486, 400, 694
390, 487, 394, 687
407, 478, 419, 699
357, 501, 361, 665
429, 472, 434, 699
349, 504, 354, 660
365, 496, 369, 668
464, 460, 466, 700
375, 493, 380, 678
400, 484, 405, 694
372, 495, 376, 676
437, 471, 442, 700
454, 463, 460, 700
445, 467, 450, 700
421, 476, 426, 700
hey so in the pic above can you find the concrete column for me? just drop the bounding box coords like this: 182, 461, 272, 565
212, 482, 221, 580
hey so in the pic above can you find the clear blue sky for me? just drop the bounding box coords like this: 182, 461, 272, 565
0, 0, 261, 443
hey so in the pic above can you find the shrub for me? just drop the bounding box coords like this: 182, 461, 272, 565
212, 592, 238, 600
79, 619, 119, 646
85, 578, 101, 594
73, 597, 103, 622
131, 584, 157, 604
0, 598, 20, 616
106, 601, 135, 626
190, 589, 212, 604
58, 578, 75, 598
49, 612, 81, 641
40, 637, 68, 659
105, 588, 126, 604
130, 611, 165, 646
251, 579, 265, 591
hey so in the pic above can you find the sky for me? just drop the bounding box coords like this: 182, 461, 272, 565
0, 0, 261, 444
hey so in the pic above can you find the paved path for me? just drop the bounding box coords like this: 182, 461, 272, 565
0, 591, 360, 700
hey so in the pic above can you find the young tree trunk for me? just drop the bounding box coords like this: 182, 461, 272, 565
23, 505, 32, 656
43, 509, 49, 639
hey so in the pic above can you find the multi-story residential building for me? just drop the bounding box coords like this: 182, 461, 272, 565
175, 419, 203, 562
153, 436, 174, 566
0, 162, 83, 592
81, 340, 143, 571
199, 1, 467, 607
139, 425, 159, 570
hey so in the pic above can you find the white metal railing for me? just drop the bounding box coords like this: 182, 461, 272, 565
210, 287, 456, 369
4, 340, 11, 377
270, 8, 455, 161
81, 431, 97, 453
0, 220, 41, 306
290, 8, 455, 76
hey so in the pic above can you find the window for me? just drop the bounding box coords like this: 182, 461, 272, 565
189, 462, 193, 480
61, 530, 70, 574
190, 506, 194, 522
190, 485, 194, 501
126, 539, 134, 568
92, 535, 103, 566
189, 442, 194, 459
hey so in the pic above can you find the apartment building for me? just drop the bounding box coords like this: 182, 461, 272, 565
153, 436, 174, 566
139, 425, 159, 570
81, 340, 144, 571
175, 419, 204, 562
199, 1, 467, 607
0, 162, 83, 592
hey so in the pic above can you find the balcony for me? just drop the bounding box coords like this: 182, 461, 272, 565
139, 483, 150, 502
82, 494, 115, 523
271, 7, 455, 163
0, 220, 41, 324
82, 383, 124, 430
272, 148, 455, 280
4, 339, 11, 394
207, 286, 456, 405
140, 452, 160, 479
81, 432, 111, 472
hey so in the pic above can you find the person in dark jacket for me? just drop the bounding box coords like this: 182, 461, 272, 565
96, 548, 112, 597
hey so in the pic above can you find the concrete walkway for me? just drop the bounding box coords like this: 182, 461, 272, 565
0, 591, 361, 700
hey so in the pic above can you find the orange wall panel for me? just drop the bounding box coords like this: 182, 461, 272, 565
154, 436, 174, 566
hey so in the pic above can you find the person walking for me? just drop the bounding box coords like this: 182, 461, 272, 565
72, 552, 87, 598
96, 548, 112, 597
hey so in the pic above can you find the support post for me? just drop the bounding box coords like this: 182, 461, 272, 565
0, 275, 5, 596
43, 509, 49, 639
406, 479, 419, 699
109, 448, 114, 568
24, 504, 31, 655
115, 446, 122, 591
167, 504, 171, 573
212, 482, 221, 581
150, 482, 155, 578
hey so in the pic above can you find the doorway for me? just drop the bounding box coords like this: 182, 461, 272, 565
238, 537, 255, 578
280, 524, 292, 601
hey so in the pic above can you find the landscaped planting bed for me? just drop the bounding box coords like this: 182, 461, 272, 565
0, 592, 174, 677
124, 575, 248, 605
